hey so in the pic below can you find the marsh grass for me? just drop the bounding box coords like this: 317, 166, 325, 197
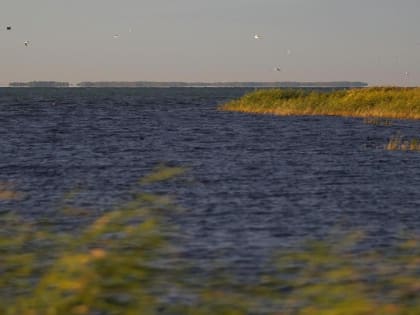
1, 167, 420, 314
220, 87, 420, 120
386, 134, 420, 151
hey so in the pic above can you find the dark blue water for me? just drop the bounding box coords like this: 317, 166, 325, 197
1, 87, 420, 268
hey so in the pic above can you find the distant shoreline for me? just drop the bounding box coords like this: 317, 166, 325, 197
6, 81, 368, 88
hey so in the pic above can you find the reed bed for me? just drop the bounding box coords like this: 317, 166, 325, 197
386, 134, 420, 151
220, 87, 420, 120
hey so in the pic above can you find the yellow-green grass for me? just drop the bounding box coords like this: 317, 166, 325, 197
386, 134, 420, 151
220, 87, 420, 120
1, 167, 420, 314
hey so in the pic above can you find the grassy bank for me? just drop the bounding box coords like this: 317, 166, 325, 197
220, 87, 420, 119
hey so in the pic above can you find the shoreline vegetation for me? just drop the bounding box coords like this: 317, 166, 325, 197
7, 81, 368, 88
220, 87, 420, 120
386, 134, 420, 151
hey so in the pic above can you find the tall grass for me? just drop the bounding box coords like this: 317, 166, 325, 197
1, 168, 420, 314
220, 87, 420, 119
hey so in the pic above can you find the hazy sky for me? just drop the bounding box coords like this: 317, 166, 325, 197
1, 0, 419, 85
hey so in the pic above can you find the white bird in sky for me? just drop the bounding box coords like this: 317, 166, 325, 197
253, 34, 263, 40
287, 49, 292, 56
113, 34, 120, 38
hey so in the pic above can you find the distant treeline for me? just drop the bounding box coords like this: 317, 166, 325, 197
9, 81, 70, 87
8, 81, 368, 88
76, 81, 368, 88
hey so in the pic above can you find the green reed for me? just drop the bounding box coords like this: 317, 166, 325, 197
1, 167, 419, 315
386, 134, 420, 151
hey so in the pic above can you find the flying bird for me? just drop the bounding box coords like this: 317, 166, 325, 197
24, 41, 29, 47
113, 34, 120, 38
274, 67, 281, 72
287, 49, 292, 56
253, 34, 263, 40
6, 26, 11, 30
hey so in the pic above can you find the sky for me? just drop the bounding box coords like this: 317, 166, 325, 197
1, 0, 419, 85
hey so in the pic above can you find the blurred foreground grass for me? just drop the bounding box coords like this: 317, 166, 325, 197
1, 167, 419, 315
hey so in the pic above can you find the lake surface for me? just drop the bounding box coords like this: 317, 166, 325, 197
1, 87, 420, 270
